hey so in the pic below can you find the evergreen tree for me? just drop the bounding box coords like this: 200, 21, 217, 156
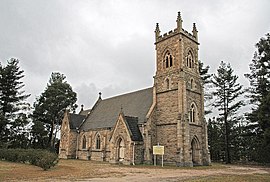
32, 72, 77, 150
207, 117, 224, 161
199, 60, 212, 115
211, 61, 244, 164
0, 58, 30, 148
245, 33, 270, 105
199, 60, 211, 84
245, 33, 270, 162
31, 120, 49, 149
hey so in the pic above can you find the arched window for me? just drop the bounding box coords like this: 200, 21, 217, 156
164, 51, 173, 68
190, 104, 196, 123
191, 79, 194, 89
96, 134, 101, 149
82, 135, 86, 149
169, 55, 173, 67
165, 57, 169, 68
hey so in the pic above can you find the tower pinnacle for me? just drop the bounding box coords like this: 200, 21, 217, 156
192, 23, 198, 41
155, 23, 161, 41
176, 11, 183, 32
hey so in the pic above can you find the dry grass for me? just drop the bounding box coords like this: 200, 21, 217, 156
0, 159, 269, 182
0, 160, 124, 181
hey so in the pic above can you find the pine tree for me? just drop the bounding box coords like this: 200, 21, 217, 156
0, 58, 30, 148
245, 33, 270, 162
207, 117, 224, 161
32, 72, 77, 150
211, 61, 244, 164
199, 60, 212, 115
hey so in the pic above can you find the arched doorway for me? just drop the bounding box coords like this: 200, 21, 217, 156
191, 137, 200, 165
118, 138, 125, 162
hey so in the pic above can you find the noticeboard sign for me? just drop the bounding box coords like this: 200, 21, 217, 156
153, 145, 164, 155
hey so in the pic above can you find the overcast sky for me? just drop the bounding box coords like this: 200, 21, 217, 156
0, 0, 270, 111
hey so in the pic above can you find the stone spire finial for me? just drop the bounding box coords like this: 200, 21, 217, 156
155, 23, 161, 41
192, 23, 198, 41
80, 104, 84, 112
176, 11, 183, 32
98, 92, 102, 99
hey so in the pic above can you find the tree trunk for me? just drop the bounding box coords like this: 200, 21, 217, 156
224, 115, 231, 164
223, 87, 231, 164
48, 121, 55, 149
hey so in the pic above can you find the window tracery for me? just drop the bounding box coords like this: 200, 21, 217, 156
186, 51, 194, 69
164, 51, 173, 68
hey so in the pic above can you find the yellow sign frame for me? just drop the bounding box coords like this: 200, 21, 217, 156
153, 145, 164, 155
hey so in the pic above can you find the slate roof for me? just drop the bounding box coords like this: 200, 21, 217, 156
69, 113, 86, 130
79, 109, 91, 116
124, 116, 143, 141
80, 87, 153, 130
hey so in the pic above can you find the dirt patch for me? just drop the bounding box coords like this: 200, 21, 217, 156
0, 160, 269, 182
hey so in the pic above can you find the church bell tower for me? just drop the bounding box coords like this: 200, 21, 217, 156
153, 12, 210, 166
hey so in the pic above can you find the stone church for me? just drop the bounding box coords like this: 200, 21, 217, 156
59, 12, 210, 166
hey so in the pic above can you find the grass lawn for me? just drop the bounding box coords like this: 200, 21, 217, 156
0, 159, 269, 181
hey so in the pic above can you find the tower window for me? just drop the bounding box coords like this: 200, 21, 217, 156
164, 51, 173, 68
96, 134, 101, 149
190, 104, 196, 123
82, 135, 87, 149
191, 79, 194, 89
186, 51, 194, 69
169, 55, 173, 67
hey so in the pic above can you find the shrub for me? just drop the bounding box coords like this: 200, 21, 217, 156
0, 149, 58, 170
35, 150, 59, 170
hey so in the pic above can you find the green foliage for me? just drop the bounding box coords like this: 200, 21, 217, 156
245, 33, 270, 105
31, 120, 49, 149
199, 60, 213, 115
0, 149, 58, 170
207, 118, 224, 161
210, 61, 244, 164
245, 33, 270, 163
32, 72, 77, 150
199, 60, 211, 84
0, 58, 30, 148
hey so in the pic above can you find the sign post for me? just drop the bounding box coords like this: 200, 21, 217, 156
153, 144, 164, 167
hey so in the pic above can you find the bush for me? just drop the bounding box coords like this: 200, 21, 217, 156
0, 149, 58, 170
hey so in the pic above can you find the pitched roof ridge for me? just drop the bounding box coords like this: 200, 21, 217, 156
102, 87, 153, 101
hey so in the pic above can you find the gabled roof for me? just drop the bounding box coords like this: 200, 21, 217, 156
80, 87, 153, 130
69, 113, 86, 129
124, 116, 143, 141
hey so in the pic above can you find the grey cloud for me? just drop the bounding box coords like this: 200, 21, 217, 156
1, 0, 270, 110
